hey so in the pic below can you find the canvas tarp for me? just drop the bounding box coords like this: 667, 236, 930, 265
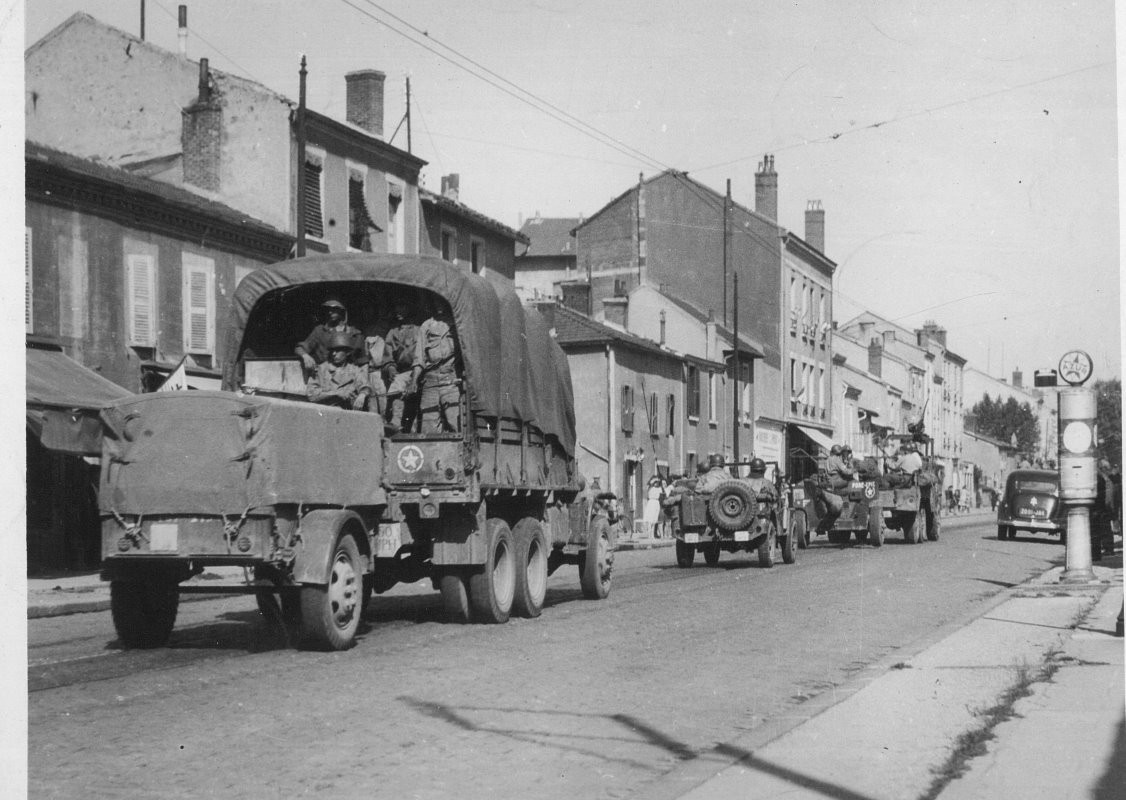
222, 253, 577, 456
27, 347, 132, 455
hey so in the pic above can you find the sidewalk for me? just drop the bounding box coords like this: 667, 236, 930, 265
655, 555, 1123, 800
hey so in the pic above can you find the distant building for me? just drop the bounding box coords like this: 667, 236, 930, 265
964, 366, 1058, 466
514, 213, 581, 301
420, 175, 529, 281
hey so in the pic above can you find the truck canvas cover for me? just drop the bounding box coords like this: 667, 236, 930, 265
222, 253, 577, 456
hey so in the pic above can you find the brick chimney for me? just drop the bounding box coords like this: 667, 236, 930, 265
1012, 368, 1023, 389
532, 299, 557, 333
441, 174, 460, 202
754, 154, 777, 220
560, 282, 591, 316
868, 337, 883, 378
345, 70, 385, 137
917, 320, 947, 348
804, 200, 825, 252
182, 58, 221, 192
602, 296, 628, 329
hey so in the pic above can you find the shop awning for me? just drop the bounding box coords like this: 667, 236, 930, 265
796, 424, 834, 454
26, 347, 132, 455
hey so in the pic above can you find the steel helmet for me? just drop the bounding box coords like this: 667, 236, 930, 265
748, 457, 767, 477
321, 298, 346, 311
829, 445, 843, 456
707, 453, 726, 469
327, 331, 355, 352
841, 445, 853, 454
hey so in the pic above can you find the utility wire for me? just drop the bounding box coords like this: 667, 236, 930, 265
150, 0, 261, 83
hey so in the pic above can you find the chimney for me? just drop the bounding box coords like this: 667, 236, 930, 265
1012, 368, 1023, 389
917, 320, 947, 348
177, 5, 187, 57
182, 58, 221, 192
345, 70, 386, 137
859, 320, 874, 341
868, 337, 883, 378
441, 174, 460, 202
560, 283, 590, 316
533, 299, 557, 332
754, 154, 777, 221
804, 200, 825, 252
602, 296, 628, 329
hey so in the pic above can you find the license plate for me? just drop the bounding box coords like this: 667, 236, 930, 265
684, 533, 699, 544
1018, 508, 1047, 519
733, 531, 750, 542
149, 523, 179, 552
376, 523, 402, 557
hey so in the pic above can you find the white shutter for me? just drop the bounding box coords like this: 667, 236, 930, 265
182, 254, 215, 354
126, 253, 156, 346
25, 227, 33, 333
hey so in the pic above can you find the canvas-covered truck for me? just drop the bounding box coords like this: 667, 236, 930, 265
99, 253, 613, 650
875, 430, 943, 544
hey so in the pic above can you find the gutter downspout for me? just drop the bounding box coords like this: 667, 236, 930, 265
606, 343, 617, 494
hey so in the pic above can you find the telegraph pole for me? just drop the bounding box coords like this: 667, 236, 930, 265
295, 56, 307, 257
722, 179, 730, 328
733, 272, 741, 470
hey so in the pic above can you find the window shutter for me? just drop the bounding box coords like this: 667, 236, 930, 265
183, 258, 214, 353
621, 386, 634, 433
304, 160, 324, 238
127, 253, 156, 346
666, 394, 675, 436
25, 227, 32, 333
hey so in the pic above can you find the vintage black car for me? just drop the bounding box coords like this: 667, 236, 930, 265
996, 469, 1065, 541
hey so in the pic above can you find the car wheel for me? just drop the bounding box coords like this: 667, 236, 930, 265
675, 539, 696, 568
703, 541, 721, 566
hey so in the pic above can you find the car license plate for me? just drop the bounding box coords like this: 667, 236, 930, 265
684, 533, 699, 544
1018, 507, 1047, 519
376, 523, 402, 557
149, 523, 178, 552
734, 531, 750, 542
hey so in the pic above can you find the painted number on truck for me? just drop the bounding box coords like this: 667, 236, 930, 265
376, 523, 403, 557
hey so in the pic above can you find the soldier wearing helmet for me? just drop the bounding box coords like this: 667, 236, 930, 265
695, 453, 732, 493
305, 330, 374, 410
888, 440, 923, 483
745, 457, 777, 500
295, 297, 365, 371
825, 444, 856, 488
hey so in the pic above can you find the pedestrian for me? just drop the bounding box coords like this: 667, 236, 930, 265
643, 476, 663, 538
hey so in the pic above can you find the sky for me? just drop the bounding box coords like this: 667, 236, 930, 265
14, 0, 1126, 382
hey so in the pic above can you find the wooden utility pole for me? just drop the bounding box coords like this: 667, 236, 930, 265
723, 179, 730, 328
733, 271, 740, 467
295, 56, 307, 257
406, 77, 413, 153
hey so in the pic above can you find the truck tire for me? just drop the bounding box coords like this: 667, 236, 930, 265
781, 529, 796, 564
868, 505, 884, 547
110, 579, 179, 648
439, 572, 471, 623
997, 525, 1009, 540
299, 533, 363, 650
793, 512, 809, 550
707, 481, 756, 532
926, 505, 941, 541
675, 539, 696, 568
580, 516, 614, 600
903, 506, 923, 545
758, 528, 776, 568
470, 519, 516, 623
512, 519, 548, 619
703, 541, 721, 566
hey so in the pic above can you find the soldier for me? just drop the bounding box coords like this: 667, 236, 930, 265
295, 298, 365, 371
815, 445, 849, 535
306, 331, 374, 411
745, 457, 777, 500
383, 297, 420, 433
825, 444, 856, 491
412, 299, 462, 433
695, 453, 731, 493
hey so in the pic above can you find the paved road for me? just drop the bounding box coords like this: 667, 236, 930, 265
29, 518, 1065, 799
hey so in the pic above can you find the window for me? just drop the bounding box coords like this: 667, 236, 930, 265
24, 227, 32, 334
387, 182, 405, 254
303, 149, 325, 239
790, 358, 799, 399
470, 238, 486, 274
687, 364, 700, 418
666, 393, 676, 436
621, 385, 634, 433
648, 392, 658, 436
126, 251, 157, 347
348, 170, 379, 251
708, 372, 718, 424
182, 253, 215, 355
441, 228, 456, 262
659, 310, 666, 345
686, 451, 697, 477
57, 232, 89, 339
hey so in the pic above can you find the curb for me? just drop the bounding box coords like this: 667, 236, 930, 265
28, 586, 244, 620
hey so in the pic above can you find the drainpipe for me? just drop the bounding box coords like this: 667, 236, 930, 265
606, 343, 616, 493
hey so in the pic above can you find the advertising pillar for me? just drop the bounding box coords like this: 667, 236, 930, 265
1056, 350, 1097, 583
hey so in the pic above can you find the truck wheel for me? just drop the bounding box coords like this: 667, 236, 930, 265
580, 516, 614, 600
926, 506, 941, 541
470, 519, 516, 623
868, 505, 884, 547
299, 533, 362, 650
110, 579, 179, 648
793, 513, 809, 550
439, 572, 471, 623
758, 530, 776, 568
997, 525, 1009, 540
703, 541, 721, 566
781, 529, 796, 565
512, 519, 548, 619
707, 481, 756, 532
675, 539, 696, 568
903, 507, 923, 545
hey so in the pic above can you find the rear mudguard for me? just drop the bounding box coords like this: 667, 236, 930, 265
291, 509, 370, 585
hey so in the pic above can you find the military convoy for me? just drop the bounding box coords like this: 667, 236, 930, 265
875, 431, 943, 544
99, 253, 613, 650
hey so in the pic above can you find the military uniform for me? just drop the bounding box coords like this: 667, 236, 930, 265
296, 323, 366, 366
306, 361, 373, 409
383, 321, 419, 431
414, 314, 461, 432
695, 465, 731, 494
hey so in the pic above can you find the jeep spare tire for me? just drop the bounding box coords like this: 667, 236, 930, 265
707, 481, 756, 532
